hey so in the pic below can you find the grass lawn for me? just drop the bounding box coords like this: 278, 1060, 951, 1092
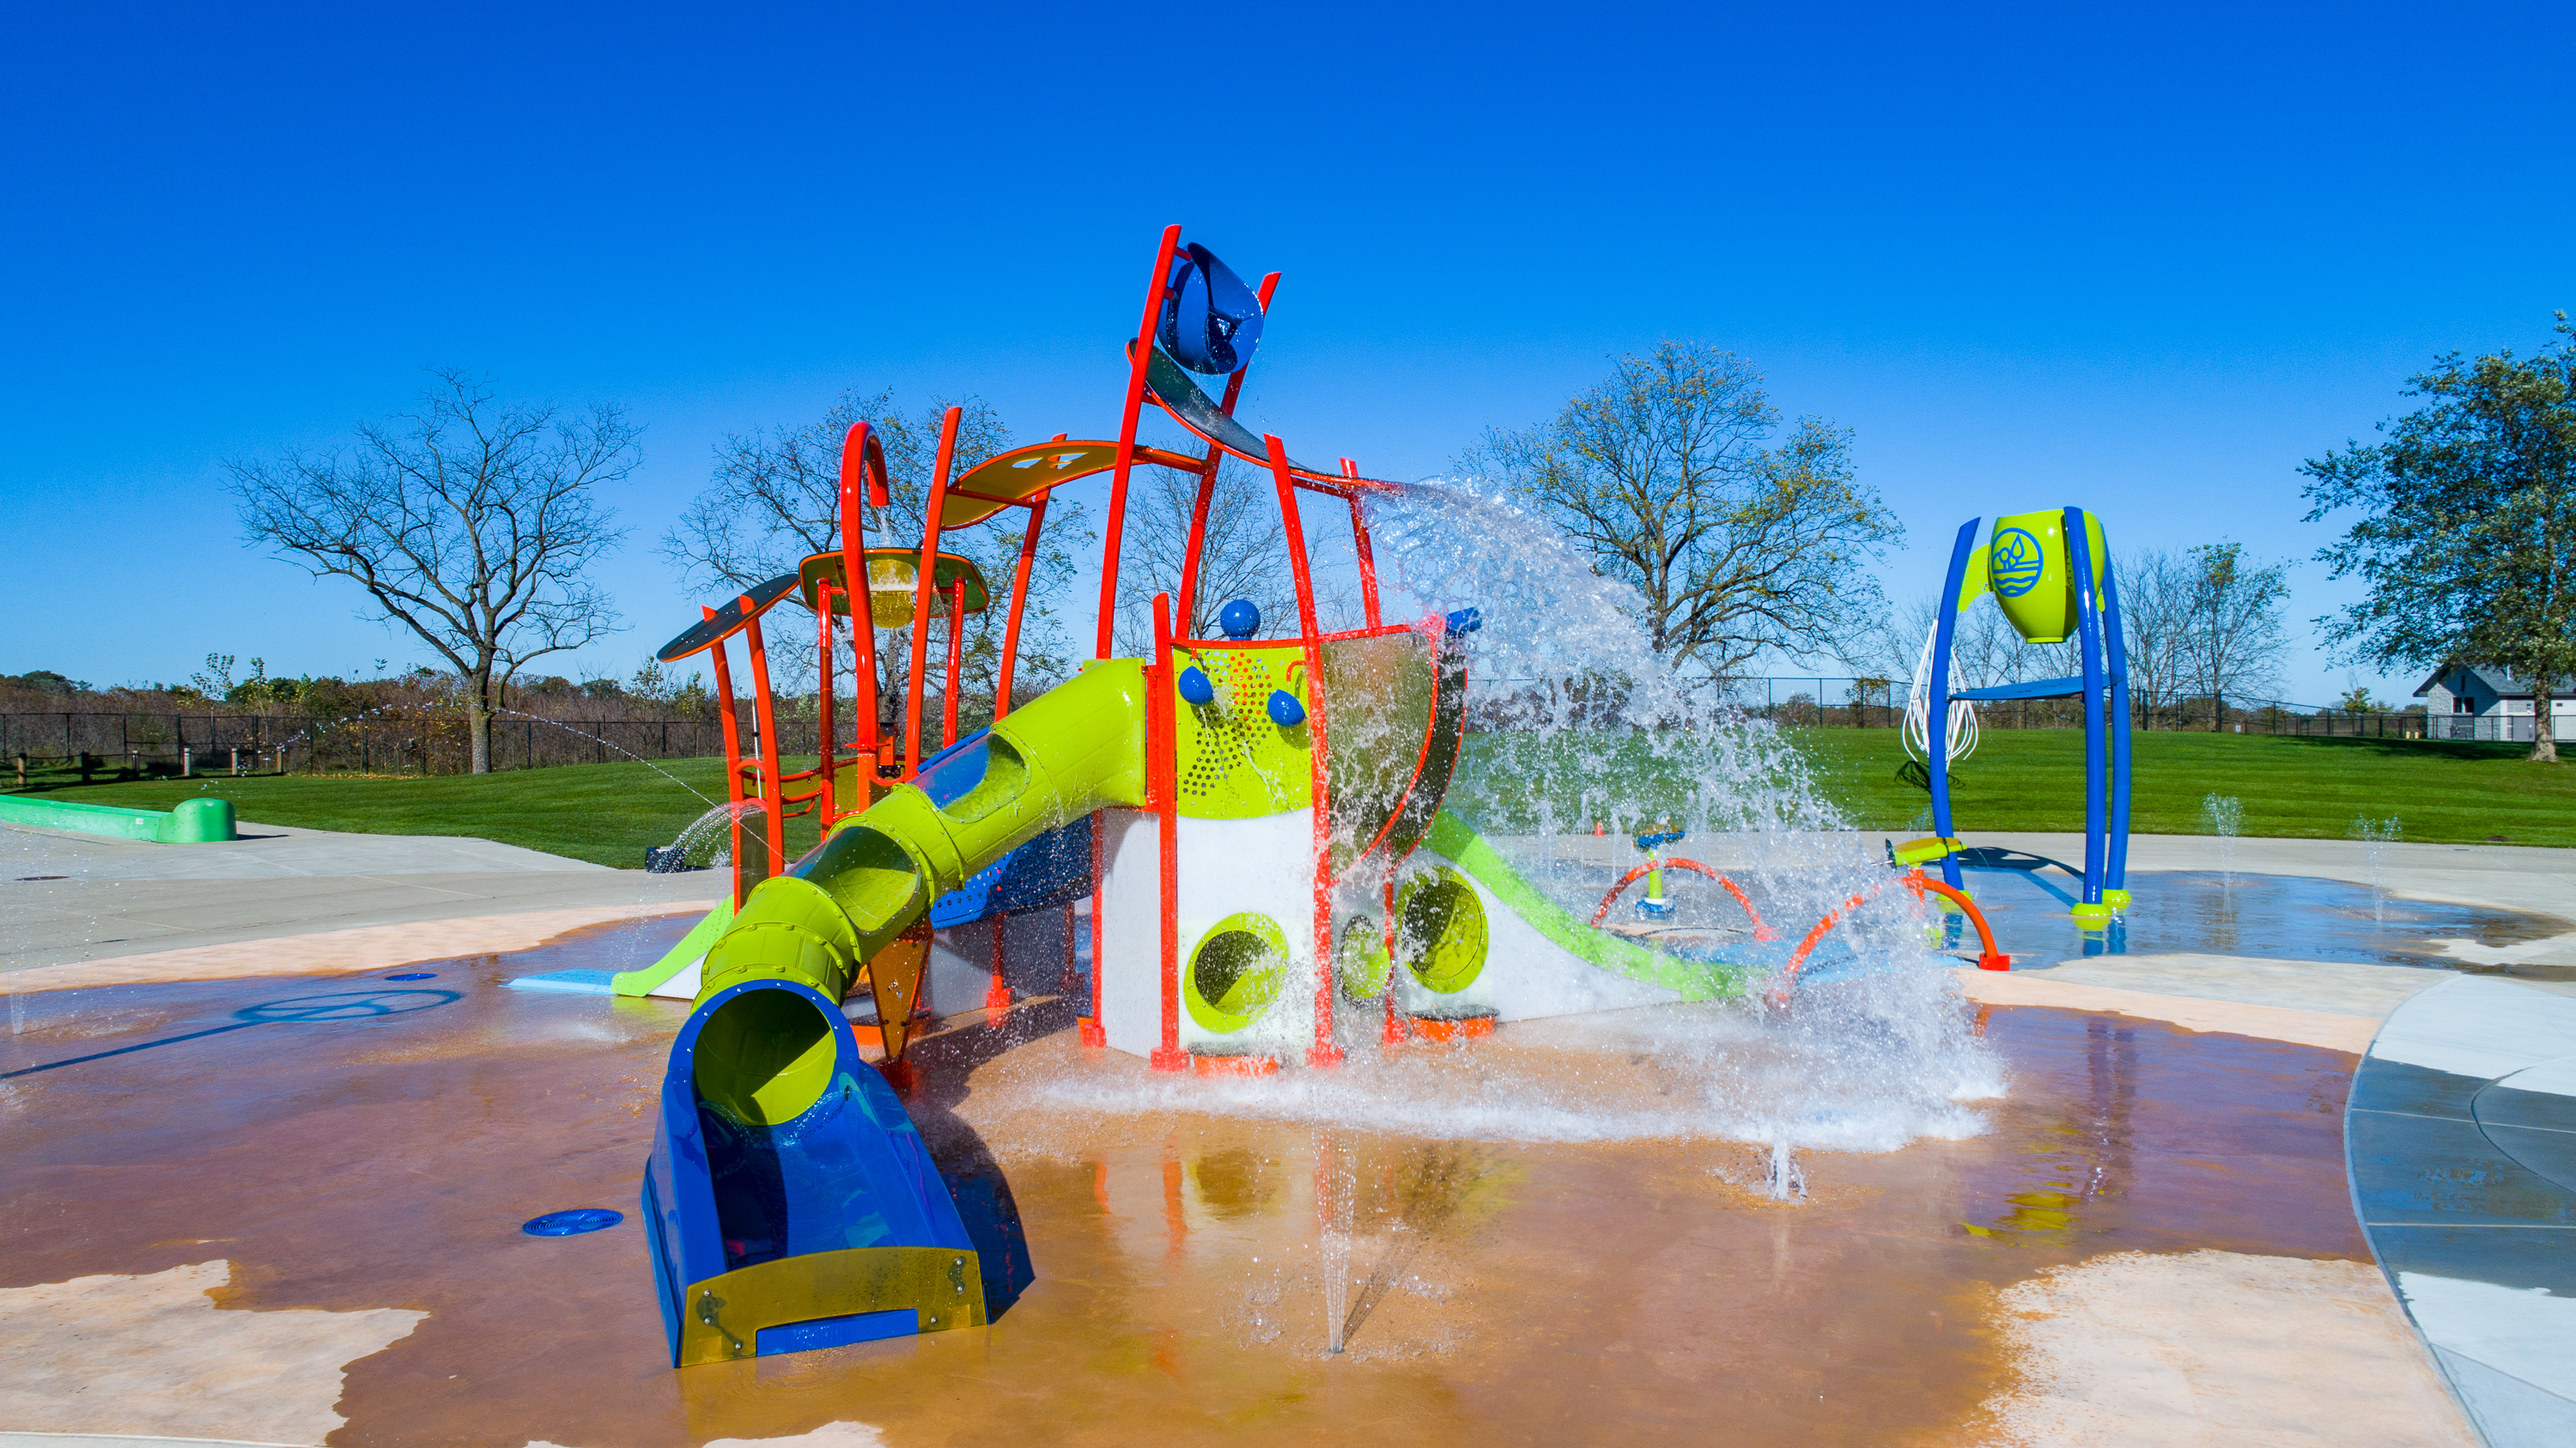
1788, 727, 2576, 847
1, 758, 840, 868
8, 728, 2570, 862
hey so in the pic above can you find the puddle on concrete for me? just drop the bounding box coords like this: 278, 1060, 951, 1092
0, 918, 2366, 1448
1965, 869, 2567, 968
1571, 859, 2567, 975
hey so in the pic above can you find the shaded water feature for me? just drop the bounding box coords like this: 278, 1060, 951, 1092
0, 917, 2372, 1448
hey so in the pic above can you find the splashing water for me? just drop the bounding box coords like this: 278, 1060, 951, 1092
2348, 813, 2403, 925
1032, 477, 2005, 1162
2201, 793, 2244, 888
1316, 1127, 1352, 1354
1764, 1139, 1807, 1202
658, 800, 771, 873
495, 709, 718, 806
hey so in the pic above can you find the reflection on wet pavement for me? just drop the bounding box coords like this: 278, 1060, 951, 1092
0, 917, 2369, 1447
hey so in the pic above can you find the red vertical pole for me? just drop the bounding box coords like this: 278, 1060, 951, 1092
706, 617, 747, 910
943, 575, 966, 747
1381, 877, 1405, 1046
986, 913, 1012, 1018
1150, 591, 1187, 1073
815, 580, 836, 827
1265, 435, 1342, 1068
993, 491, 1048, 721
1345, 462, 1382, 630
1081, 821, 1105, 1048
744, 608, 787, 876
840, 423, 886, 780
1176, 271, 1280, 632
906, 406, 962, 774
1097, 225, 1183, 660
1176, 467, 1221, 636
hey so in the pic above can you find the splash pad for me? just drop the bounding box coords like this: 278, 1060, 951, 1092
0, 224, 2532, 1446
611, 225, 2019, 1369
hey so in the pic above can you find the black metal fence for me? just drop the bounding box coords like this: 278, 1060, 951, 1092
0, 711, 819, 780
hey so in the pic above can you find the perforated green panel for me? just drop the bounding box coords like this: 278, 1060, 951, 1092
1171, 645, 1313, 818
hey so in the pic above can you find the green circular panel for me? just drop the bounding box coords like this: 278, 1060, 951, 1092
1336, 915, 1392, 1001
1398, 868, 1488, 995
1185, 912, 1291, 1034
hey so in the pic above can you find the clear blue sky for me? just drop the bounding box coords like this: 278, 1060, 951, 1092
6, 3, 2568, 706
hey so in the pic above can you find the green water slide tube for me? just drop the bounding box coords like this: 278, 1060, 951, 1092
685, 660, 1151, 1109
1424, 811, 1756, 1001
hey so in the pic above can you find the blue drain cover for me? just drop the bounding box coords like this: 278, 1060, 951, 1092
385, 971, 437, 982
523, 1208, 623, 1237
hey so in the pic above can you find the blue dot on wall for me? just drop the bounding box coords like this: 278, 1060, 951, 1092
385, 972, 436, 981
523, 1208, 623, 1237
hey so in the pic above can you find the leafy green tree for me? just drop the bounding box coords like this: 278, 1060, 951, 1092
1463, 340, 1899, 680
2303, 315, 2576, 762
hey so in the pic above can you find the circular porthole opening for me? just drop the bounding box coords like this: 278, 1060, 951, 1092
1398, 867, 1488, 995
1186, 912, 1291, 1034
1336, 914, 1392, 1001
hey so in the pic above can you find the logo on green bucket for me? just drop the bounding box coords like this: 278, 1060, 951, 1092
1990, 528, 2045, 599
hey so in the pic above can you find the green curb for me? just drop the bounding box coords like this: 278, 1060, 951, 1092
0, 793, 236, 843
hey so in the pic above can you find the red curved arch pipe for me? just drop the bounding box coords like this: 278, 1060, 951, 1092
1589, 859, 1778, 941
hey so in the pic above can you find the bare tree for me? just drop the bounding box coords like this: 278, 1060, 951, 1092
228, 370, 636, 773
1110, 459, 1295, 654
2181, 542, 2290, 730
661, 390, 1091, 751
1463, 340, 1900, 680
2114, 548, 2194, 727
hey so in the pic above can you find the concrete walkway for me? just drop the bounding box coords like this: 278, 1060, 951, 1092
0, 820, 721, 976
2350, 975, 2576, 1447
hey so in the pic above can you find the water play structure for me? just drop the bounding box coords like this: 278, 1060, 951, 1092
1897, 509, 2134, 940
611, 227, 2144, 1368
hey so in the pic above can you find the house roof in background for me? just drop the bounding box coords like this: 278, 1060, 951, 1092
2414, 666, 2576, 698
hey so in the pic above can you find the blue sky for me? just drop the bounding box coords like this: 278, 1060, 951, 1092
6, 3, 2569, 705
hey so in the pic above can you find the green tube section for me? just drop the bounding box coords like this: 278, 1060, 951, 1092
1424, 812, 1754, 1001
695, 660, 1153, 1013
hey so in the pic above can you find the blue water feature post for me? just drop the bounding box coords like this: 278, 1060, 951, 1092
1929, 520, 1981, 892
2098, 545, 2134, 900
2064, 506, 2106, 911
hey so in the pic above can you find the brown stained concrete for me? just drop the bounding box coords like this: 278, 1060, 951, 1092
0, 917, 2430, 1448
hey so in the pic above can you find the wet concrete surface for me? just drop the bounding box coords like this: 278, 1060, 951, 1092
0, 918, 2373, 1447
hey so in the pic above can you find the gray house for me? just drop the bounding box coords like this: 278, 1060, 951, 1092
2415, 666, 2576, 742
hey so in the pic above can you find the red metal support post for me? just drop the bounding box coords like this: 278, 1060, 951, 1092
839, 423, 888, 788
1097, 226, 1184, 660
943, 575, 966, 748
814, 579, 837, 827
705, 615, 748, 909
986, 915, 1013, 1019
1344, 460, 1382, 630
1176, 271, 1279, 630
906, 406, 963, 775
1149, 592, 1188, 1073
744, 609, 787, 878
1265, 433, 1343, 1068
993, 490, 1048, 722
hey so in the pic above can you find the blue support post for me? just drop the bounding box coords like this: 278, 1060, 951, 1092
1929, 520, 1980, 891
2064, 506, 2106, 910
2098, 547, 2133, 897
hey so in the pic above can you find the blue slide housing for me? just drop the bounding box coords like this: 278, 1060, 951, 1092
642, 979, 986, 1366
